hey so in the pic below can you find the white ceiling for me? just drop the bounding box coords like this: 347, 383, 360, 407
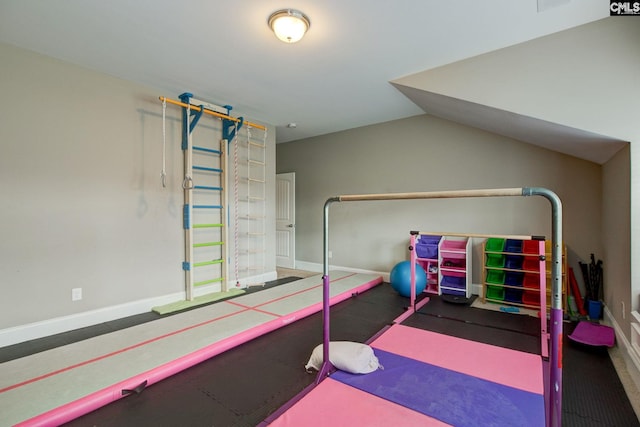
0, 1, 611, 153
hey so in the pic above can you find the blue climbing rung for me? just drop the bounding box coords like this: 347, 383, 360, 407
193, 146, 222, 155
193, 204, 223, 209
194, 185, 222, 191
193, 166, 222, 173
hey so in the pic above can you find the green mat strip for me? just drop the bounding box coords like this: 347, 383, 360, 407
152, 288, 246, 315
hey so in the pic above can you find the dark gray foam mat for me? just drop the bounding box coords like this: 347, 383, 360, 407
56, 286, 640, 427
562, 323, 640, 427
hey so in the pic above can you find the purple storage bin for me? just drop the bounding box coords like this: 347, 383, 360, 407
416, 243, 438, 259
416, 235, 441, 259
441, 275, 465, 290
441, 288, 467, 297
419, 235, 441, 244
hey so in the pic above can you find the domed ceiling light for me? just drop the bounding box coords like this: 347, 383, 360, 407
268, 9, 310, 43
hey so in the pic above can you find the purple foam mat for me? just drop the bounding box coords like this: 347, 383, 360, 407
568, 321, 615, 347
332, 349, 545, 427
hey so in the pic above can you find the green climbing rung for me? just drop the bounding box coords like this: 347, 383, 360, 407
194, 277, 225, 287
193, 241, 224, 248
193, 223, 224, 228
194, 259, 224, 268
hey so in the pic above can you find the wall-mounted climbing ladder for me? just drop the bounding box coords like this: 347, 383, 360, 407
179, 93, 228, 300
246, 126, 267, 279
160, 94, 268, 299
230, 125, 268, 286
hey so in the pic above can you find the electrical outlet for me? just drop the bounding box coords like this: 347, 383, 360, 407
72, 288, 82, 301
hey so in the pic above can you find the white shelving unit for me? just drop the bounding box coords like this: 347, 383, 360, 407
438, 236, 472, 298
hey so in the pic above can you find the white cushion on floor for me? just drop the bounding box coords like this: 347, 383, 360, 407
305, 341, 381, 374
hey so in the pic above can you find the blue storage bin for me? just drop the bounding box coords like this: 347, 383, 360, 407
505, 255, 523, 270
505, 288, 523, 303
505, 239, 523, 253
505, 271, 524, 287
588, 300, 602, 319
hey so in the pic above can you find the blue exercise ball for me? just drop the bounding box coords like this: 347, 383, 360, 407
390, 261, 427, 297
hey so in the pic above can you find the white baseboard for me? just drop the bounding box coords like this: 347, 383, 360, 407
471, 283, 482, 296
235, 270, 278, 288
294, 260, 389, 282
0, 271, 278, 349
294, 260, 482, 296
603, 305, 640, 394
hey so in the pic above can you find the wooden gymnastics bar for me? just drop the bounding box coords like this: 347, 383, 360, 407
158, 96, 267, 131
411, 230, 543, 240
320, 187, 563, 427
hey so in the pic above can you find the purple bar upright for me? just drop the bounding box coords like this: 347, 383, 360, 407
316, 274, 332, 383
548, 307, 563, 427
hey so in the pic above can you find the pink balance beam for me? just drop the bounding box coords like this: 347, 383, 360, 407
371, 324, 543, 395
15, 275, 382, 427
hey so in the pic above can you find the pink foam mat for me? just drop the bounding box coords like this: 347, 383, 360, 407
370, 324, 543, 394
267, 378, 449, 427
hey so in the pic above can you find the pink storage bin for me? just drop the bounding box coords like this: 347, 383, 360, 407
440, 240, 467, 251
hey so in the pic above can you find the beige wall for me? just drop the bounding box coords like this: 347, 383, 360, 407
277, 114, 602, 285
390, 17, 638, 339
0, 42, 276, 334
603, 146, 632, 336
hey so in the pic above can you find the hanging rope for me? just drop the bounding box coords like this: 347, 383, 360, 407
233, 122, 240, 286
161, 98, 167, 188
247, 126, 253, 280
247, 125, 253, 190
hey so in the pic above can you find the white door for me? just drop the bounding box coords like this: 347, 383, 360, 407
276, 172, 295, 268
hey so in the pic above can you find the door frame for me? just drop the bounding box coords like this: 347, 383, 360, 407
276, 172, 296, 268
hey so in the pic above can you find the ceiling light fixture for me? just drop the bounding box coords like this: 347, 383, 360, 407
268, 9, 310, 43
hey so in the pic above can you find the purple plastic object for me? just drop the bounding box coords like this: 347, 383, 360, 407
568, 321, 615, 347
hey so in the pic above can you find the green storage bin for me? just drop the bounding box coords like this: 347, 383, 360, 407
485, 238, 506, 252
486, 269, 505, 285
485, 253, 506, 268
486, 285, 505, 301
